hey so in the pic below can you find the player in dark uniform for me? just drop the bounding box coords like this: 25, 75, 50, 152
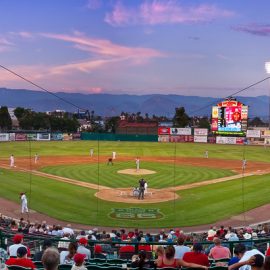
138, 178, 146, 200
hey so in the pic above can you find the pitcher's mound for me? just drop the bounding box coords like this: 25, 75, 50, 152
118, 169, 156, 175
96, 188, 179, 203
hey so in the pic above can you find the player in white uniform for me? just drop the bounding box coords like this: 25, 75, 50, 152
90, 148, 94, 157
242, 159, 247, 170
112, 151, 116, 160
144, 181, 148, 194
10, 154, 15, 167
204, 150, 208, 158
34, 153, 39, 164
135, 157, 140, 172
20, 192, 29, 218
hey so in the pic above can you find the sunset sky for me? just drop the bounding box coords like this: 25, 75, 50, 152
0, 0, 270, 97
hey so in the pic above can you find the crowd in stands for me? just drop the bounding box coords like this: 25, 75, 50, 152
1, 214, 270, 270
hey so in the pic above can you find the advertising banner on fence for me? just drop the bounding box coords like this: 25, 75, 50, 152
194, 128, 208, 136
37, 133, 51, 141
169, 135, 194, 142
158, 135, 170, 142
194, 136, 208, 143
246, 130, 261, 138
158, 127, 170, 135
27, 134, 37, 141
15, 133, 27, 141
0, 133, 9, 141
51, 133, 63, 141
170, 128, 191, 135
261, 130, 270, 138
216, 136, 237, 144
72, 133, 81, 140
9, 133, 15, 141
63, 133, 73, 141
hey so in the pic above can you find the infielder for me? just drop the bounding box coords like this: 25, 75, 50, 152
10, 154, 15, 167
112, 151, 116, 160
242, 159, 247, 170
34, 153, 39, 164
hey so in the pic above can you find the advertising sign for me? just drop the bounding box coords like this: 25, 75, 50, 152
194, 128, 208, 136
0, 133, 9, 141
72, 133, 81, 140
37, 133, 51, 141
170, 128, 191, 135
51, 133, 63, 141
158, 127, 170, 135
261, 130, 270, 138
194, 136, 208, 143
27, 133, 37, 141
15, 133, 27, 141
158, 135, 170, 142
246, 130, 261, 138
216, 136, 237, 144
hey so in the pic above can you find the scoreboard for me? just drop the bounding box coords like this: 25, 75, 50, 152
211, 98, 248, 134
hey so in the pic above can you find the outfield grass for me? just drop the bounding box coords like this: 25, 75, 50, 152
0, 141, 269, 162
40, 161, 235, 188
0, 168, 270, 227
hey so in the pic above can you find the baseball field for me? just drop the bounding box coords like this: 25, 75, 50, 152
0, 140, 269, 229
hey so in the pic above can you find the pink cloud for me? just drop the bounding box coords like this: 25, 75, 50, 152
41, 32, 164, 59
105, 0, 234, 26
232, 23, 270, 36
90, 87, 103, 93
86, 0, 102, 10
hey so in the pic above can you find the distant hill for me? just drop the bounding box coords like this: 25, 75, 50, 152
0, 88, 268, 119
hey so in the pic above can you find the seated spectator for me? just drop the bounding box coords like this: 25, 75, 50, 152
33, 239, 53, 261
8, 234, 31, 257
228, 244, 265, 270
131, 250, 152, 270
58, 232, 72, 250
71, 253, 87, 270
174, 236, 191, 259
156, 245, 207, 269
94, 244, 107, 258
5, 246, 36, 269
77, 238, 91, 260
183, 243, 210, 266
209, 237, 231, 259
155, 246, 165, 260
42, 247, 60, 270
60, 242, 78, 264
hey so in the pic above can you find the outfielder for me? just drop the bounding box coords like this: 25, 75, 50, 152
10, 154, 15, 167
20, 192, 29, 218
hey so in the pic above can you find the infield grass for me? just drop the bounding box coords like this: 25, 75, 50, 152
40, 161, 235, 188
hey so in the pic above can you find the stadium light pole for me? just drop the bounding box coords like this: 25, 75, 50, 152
265, 62, 270, 129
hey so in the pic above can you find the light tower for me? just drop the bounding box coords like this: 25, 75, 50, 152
265, 62, 270, 129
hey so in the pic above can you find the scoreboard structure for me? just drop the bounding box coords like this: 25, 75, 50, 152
211, 98, 248, 135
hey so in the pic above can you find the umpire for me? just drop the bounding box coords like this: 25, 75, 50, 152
138, 178, 146, 200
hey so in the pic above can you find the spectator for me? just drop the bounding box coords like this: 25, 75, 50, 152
131, 250, 152, 270
156, 245, 207, 269
183, 243, 210, 266
60, 242, 78, 264
42, 248, 60, 270
77, 238, 91, 260
71, 253, 87, 270
228, 244, 265, 270
94, 245, 107, 259
264, 256, 270, 270
209, 237, 231, 259
174, 236, 191, 259
5, 246, 36, 269
8, 234, 31, 257
33, 239, 53, 261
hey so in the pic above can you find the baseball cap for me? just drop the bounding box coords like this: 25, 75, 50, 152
13, 234, 23, 244
78, 238, 88, 245
74, 253, 86, 264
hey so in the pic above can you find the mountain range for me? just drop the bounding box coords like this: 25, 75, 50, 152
0, 88, 269, 119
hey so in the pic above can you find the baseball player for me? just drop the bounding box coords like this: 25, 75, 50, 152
34, 153, 39, 164
10, 154, 15, 167
90, 148, 94, 157
20, 192, 29, 218
112, 151, 116, 160
242, 159, 247, 170
135, 157, 140, 172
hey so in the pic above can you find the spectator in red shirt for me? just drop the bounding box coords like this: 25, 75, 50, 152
6, 246, 36, 269
183, 243, 210, 267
